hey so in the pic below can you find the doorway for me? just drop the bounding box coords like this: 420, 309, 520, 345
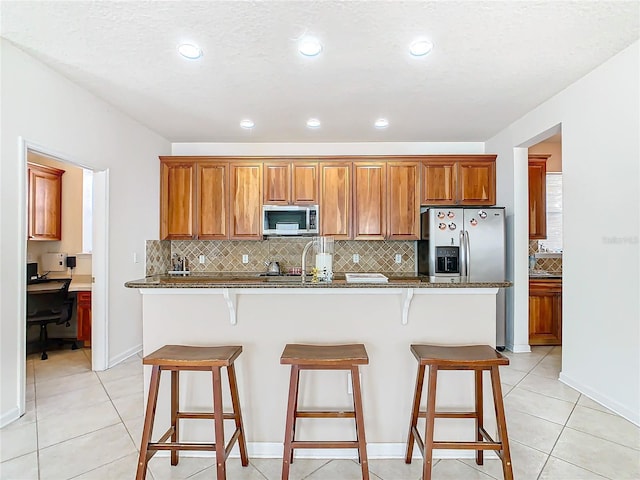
527, 133, 563, 348
20, 140, 109, 411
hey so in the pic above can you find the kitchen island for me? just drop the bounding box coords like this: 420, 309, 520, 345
126, 274, 510, 459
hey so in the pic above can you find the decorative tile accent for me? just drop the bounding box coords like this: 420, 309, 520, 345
529, 240, 562, 274
146, 238, 416, 275
145, 240, 171, 276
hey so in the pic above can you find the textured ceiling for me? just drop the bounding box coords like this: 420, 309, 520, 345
1, 1, 638, 143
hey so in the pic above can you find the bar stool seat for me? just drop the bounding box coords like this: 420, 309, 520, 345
136, 345, 248, 480
281, 344, 370, 480
405, 345, 513, 480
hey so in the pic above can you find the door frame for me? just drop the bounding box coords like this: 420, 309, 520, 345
18, 138, 109, 413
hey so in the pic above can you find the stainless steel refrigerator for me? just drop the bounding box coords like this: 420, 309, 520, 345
418, 207, 506, 348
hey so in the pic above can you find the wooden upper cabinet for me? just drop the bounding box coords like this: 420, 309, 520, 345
458, 159, 496, 205
264, 161, 318, 205
529, 154, 549, 240
421, 160, 457, 205
319, 162, 351, 239
28, 163, 64, 241
263, 162, 291, 205
198, 162, 229, 239
387, 162, 420, 240
353, 162, 386, 240
230, 163, 262, 239
529, 278, 562, 345
160, 160, 196, 240
291, 162, 318, 204
421, 155, 496, 206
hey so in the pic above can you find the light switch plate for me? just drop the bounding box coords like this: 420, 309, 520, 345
199, 254, 206, 264
242, 254, 249, 264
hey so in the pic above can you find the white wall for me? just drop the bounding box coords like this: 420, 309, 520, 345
487, 41, 639, 423
0, 40, 170, 426
172, 142, 485, 156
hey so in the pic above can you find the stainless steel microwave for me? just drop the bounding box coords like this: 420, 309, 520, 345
262, 205, 319, 236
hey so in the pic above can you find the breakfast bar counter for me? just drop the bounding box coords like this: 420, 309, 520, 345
126, 274, 510, 459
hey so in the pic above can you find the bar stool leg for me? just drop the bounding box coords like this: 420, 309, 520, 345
423, 366, 438, 480
490, 366, 513, 480
171, 370, 179, 465
282, 365, 300, 480
475, 369, 484, 466
136, 365, 161, 480
405, 364, 425, 463
227, 363, 249, 466
351, 365, 369, 480
212, 366, 227, 480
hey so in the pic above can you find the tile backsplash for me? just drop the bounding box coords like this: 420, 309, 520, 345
146, 238, 415, 276
529, 240, 563, 273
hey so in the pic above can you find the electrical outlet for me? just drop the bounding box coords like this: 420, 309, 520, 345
242, 254, 249, 264
199, 254, 206, 264
352, 253, 360, 263
395, 253, 402, 264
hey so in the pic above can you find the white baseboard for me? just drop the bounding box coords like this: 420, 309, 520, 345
0, 406, 21, 428
108, 344, 142, 368
505, 343, 531, 353
559, 372, 640, 426
154, 442, 498, 460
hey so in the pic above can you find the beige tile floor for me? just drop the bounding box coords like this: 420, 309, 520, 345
1, 346, 639, 479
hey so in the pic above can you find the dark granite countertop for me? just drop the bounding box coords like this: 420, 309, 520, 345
125, 272, 511, 289
529, 271, 563, 279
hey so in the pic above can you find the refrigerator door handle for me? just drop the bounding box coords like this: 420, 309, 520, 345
459, 230, 466, 276
464, 230, 471, 277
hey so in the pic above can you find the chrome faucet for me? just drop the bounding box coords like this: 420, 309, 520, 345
301, 240, 314, 284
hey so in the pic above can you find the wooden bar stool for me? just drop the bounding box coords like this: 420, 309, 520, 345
136, 345, 249, 480
280, 344, 370, 480
405, 345, 513, 480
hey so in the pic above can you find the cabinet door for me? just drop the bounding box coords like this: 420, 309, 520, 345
160, 160, 196, 240
198, 162, 229, 239
529, 280, 562, 345
387, 162, 420, 240
319, 162, 352, 239
421, 160, 457, 205
230, 163, 262, 239
263, 162, 291, 205
292, 162, 318, 204
76, 291, 92, 345
528, 156, 549, 240
353, 162, 386, 240
458, 160, 496, 205
28, 163, 64, 241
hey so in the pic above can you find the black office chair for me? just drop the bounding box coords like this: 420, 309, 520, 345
26, 278, 78, 360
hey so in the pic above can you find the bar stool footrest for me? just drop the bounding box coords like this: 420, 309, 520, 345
295, 410, 356, 418
177, 411, 237, 420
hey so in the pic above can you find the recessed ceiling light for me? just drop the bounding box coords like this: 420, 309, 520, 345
177, 43, 203, 60
306, 118, 321, 128
240, 119, 255, 129
409, 40, 433, 57
374, 118, 389, 128
298, 36, 323, 57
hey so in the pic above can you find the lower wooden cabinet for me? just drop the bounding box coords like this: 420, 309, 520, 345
77, 291, 92, 346
529, 278, 562, 345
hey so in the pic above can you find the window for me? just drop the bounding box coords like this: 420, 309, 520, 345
539, 173, 562, 252
82, 168, 93, 253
